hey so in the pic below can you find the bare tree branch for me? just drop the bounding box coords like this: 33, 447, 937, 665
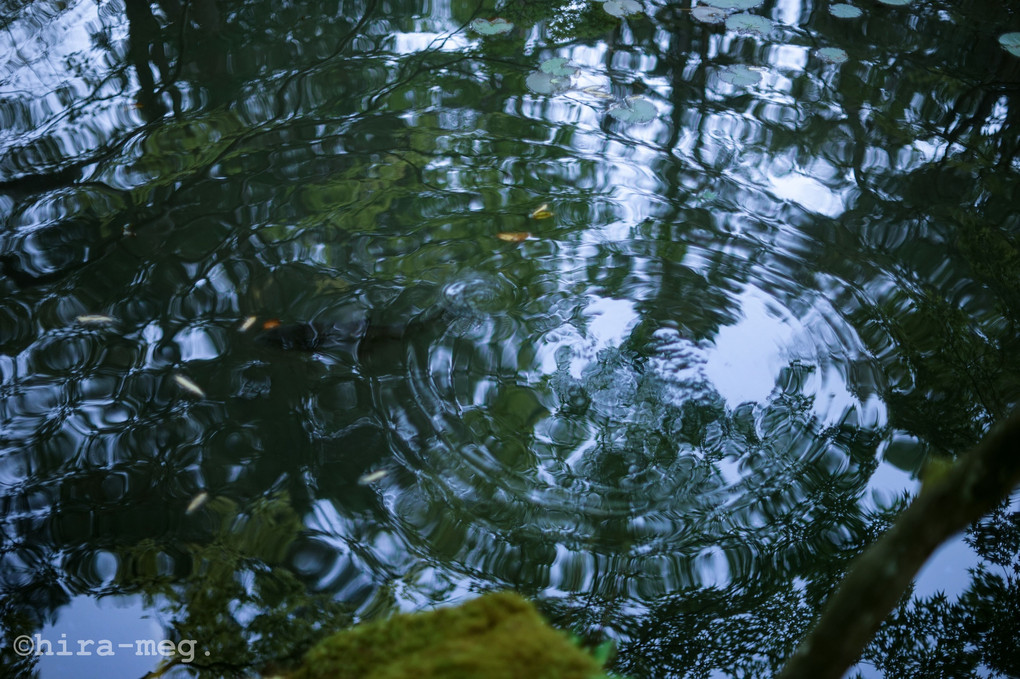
779, 408, 1020, 679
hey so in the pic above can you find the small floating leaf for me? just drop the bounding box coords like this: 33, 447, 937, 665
526, 71, 572, 95
603, 0, 642, 18
1000, 32, 1020, 57
470, 17, 514, 35
262, 319, 281, 330
607, 95, 657, 124
174, 374, 206, 398
530, 203, 554, 219
186, 492, 209, 515
692, 6, 726, 23
497, 232, 532, 242
816, 47, 849, 64
239, 316, 257, 332
876, 0, 911, 5
77, 314, 115, 325
704, 0, 763, 9
358, 469, 389, 485
829, 3, 862, 18
540, 58, 577, 77
725, 13, 772, 36
718, 64, 761, 86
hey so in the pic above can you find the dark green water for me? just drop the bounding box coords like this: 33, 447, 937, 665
2, 0, 1019, 676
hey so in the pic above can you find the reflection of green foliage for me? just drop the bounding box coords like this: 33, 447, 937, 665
857, 283, 1012, 452
952, 209, 1020, 313
259, 151, 417, 245
606, 501, 906, 678
861, 546, 1020, 679
121, 493, 351, 676
290, 591, 609, 679
128, 112, 245, 192
498, 0, 617, 41
548, 4, 618, 41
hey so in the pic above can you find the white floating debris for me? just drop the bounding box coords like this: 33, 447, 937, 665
358, 469, 389, 485
185, 491, 209, 515
173, 374, 206, 398
76, 315, 115, 325
239, 316, 257, 332
581, 86, 615, 100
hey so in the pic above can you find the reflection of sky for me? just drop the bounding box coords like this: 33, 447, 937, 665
703, 287, 802, 407
1, 2, 130, 142
36, 595, 166, 679
1, 3, 100, 93
915, 489, 1020, 600
5, 1, 1008, 675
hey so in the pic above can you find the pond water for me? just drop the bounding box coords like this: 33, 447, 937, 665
2, 0, 1019, 677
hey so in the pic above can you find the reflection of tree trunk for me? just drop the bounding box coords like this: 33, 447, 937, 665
123, 0, 226, 117
778, 408, 1020, 679
124, 0, 175, 117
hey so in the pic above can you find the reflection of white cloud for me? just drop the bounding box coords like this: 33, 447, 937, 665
702, 285, 887, 431
702, 287, 795, 407
586, 295, 638, 348
0, 1, 104, 96
767, 171, 847, 217
696, 545, 731, 589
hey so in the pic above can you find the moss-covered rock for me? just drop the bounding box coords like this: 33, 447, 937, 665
288, 591, 606, 679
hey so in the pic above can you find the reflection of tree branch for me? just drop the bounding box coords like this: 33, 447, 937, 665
778, 408, 1020, 679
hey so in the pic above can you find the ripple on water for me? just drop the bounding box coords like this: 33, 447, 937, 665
336, 240, 886, 602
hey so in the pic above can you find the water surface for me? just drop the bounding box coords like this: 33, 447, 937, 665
2, 0, 1019, 676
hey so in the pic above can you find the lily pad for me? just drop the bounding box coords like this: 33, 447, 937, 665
470, 17, 514, 35
725, 13, 772, 36
607, 95, 657, 124
718, 64, 761, 86
829, 3, 862, 18
526, 71, 572, 95
603, 0, 643, 17
704, 0, 764, 9
876, 0, 912, 5
692, 6, 726, 23
1000, 32, 1020, 57
540, 58, 577, 77
816, 47, 849, 64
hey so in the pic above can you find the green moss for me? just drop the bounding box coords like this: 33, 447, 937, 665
289, 591, 606, 679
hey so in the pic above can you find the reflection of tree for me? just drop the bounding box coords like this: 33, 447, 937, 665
1, 0, 1020, 676
0, 493, 351, 676
624, 1, 1020, 675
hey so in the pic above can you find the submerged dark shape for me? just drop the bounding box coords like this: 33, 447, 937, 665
254, 306, 449, 356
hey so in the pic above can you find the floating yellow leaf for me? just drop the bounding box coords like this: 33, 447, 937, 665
530, 203, 554, 220
358, 469, 389, 485
239, 316, 257, 332
185, 491, 209, 515
173, 374, 206, 398
496, 232, 531, 242
76, 314, 115, 325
